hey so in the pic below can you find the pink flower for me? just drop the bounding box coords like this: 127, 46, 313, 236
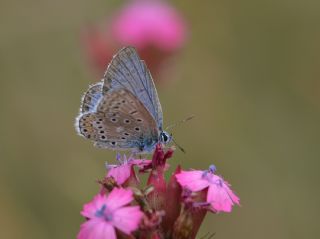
111, 0, 187, 51
78, 188, 143, 239
106, 155, 151, 185
176, 165, 240, 213
81, 0, 187, 83
77, 145, 240, 239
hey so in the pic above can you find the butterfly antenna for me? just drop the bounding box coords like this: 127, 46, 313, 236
199, 232, 216, 239
165, 115, 195, 131
208, 232, 216, 239
172, 137, 186, 154
199, 232, 210, 239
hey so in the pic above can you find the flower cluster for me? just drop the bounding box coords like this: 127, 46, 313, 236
81, 0, 187, 84
77, 145, 240, 239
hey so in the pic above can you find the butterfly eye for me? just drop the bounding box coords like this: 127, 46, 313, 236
163, 134, 168, 142
160, 131, 171, 144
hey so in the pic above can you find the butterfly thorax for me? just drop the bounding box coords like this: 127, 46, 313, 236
136, 133, 159, 153
136, 130, 171, 153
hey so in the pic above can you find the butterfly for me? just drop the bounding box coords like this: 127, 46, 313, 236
75, 46, 172, 153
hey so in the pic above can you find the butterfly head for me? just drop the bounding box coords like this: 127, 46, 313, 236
159, 131, 172, 145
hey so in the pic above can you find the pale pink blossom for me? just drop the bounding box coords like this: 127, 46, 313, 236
176, 165, 240, 213
77, 188, 143, 239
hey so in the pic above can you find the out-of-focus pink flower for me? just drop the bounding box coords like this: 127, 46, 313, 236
106, 154, 151, 185
81, 27, 114, 75
111, 0, 186, 51
81, 0, 187, 83
77, 188, 143, 239
176, 165, 240, 213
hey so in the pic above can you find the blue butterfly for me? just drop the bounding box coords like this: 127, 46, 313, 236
75, 47, 171, 153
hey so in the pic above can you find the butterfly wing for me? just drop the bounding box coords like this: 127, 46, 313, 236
76, 88, 159, 152
103, 47, 163, 129
80, 81, 103, 113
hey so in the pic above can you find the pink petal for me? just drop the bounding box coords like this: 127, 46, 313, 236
112, 206, 143, 234
81, 194, 108, 219
106, 188, 134, 211
77, 219, 116, 239
207, 180, 240, 213
224, 180, 240, 205
107, 159, 151, 185
175, 170, 210, 191
107, 163, 131, 185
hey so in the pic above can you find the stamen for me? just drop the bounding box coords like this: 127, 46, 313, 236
95, 204, 106, 217
116, 152, 121, 162
95, 204, 113, 221
202, 165, 216, 179
209, 164, 216, 173
202, 170, 209, 178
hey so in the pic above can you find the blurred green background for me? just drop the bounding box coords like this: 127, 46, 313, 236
1, 0, 320, 238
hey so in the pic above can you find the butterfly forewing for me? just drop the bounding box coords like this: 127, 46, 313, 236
103, 47, 163, 128
77, 89, 159, 151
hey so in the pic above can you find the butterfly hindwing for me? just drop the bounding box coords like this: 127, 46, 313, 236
80, 81, 103, 113
77, 88, 159, 151
103, 47, 163, 128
